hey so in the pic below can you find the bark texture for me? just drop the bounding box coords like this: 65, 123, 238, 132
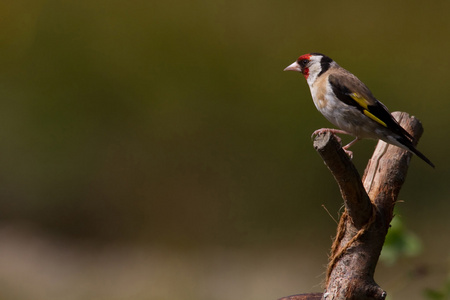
278, 112, 425, 300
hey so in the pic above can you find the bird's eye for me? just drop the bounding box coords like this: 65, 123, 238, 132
299, 59, 309, 67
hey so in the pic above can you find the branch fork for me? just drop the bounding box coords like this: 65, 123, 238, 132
279, 112, 424, 300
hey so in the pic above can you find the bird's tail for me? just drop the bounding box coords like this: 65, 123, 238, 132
397, 136, 435, 168
408, 146, 435, 168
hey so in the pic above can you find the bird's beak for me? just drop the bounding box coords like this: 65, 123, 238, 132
284, 61, 301, 72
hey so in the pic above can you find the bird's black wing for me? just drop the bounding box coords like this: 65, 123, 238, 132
328, 73, 414, 141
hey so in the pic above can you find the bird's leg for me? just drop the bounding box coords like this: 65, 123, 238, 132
342, 138, 360, 159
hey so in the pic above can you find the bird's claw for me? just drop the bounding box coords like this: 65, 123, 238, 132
343, 148, 354, 160
311, 128, 342, 143
312, 128, 355, 160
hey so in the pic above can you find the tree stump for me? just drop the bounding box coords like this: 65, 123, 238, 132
279, 112, 427, 300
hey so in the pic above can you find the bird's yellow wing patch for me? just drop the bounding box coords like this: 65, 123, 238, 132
350, 93, 369, 109
350, 93, 387, 127
363, 110, 387, 127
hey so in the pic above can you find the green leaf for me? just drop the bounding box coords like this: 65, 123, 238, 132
380, 215, 422, 265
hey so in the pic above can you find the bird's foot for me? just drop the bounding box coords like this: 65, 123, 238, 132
342, 138, 360, 160
342, 148, 354, 159
312, 129, 359, 160
311, 128, 350, 142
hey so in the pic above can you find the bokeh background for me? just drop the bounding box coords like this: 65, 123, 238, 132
0, 0, 449, 299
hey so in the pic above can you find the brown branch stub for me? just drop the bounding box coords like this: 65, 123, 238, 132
319, 112, 420, 300
362, 111, 424, 223
313, 132, 373, 229
314, 132, 381, 297
277, 112, 425, 300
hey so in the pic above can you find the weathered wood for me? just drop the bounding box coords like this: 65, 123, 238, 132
362, 112, 423, 224
278, 112, 425, 300
313, 132, 373, 229
322, 112, 422, 300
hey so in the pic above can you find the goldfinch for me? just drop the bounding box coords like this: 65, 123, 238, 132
284, 53, 434, 168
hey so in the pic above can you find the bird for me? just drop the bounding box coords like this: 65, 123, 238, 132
284, 52, 434, 168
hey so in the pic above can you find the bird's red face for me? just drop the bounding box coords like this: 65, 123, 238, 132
284, 53, 312, 79
296, 54, 312, 78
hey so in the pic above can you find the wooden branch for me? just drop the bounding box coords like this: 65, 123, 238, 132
313, 132, 373, 229
278, 112, 424, 300
362, 112, 423, 224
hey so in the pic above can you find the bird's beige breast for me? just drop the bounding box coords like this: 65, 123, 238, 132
310, 75, 329, 110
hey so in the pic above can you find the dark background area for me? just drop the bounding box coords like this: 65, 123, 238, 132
0, 1, 448, 299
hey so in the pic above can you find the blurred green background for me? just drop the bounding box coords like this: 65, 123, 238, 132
0, 0, 449, 299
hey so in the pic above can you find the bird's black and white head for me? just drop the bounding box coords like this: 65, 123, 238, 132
284, 53, 334, 85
